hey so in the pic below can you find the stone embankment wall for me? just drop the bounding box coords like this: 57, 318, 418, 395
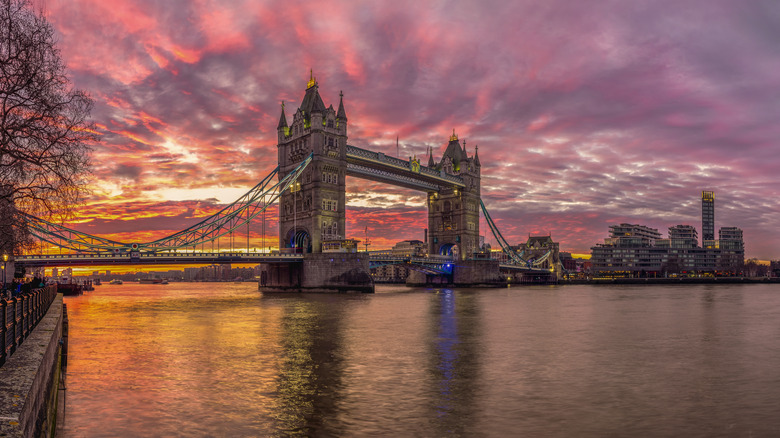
0, 290, 64, 437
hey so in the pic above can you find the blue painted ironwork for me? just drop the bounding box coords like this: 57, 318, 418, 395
479, 199, 529, 266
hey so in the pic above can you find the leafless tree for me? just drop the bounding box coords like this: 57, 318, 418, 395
1, 0, 95, 254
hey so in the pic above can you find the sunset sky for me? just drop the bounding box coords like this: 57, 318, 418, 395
41, 0, 780, 260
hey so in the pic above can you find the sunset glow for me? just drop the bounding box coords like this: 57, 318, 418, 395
43, 0, 780, 260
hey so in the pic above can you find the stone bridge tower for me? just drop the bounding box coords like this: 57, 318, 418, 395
427, 131, 481, 260
277, 73, 348, 253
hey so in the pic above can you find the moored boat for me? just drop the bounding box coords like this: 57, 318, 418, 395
58, 282, 83, 296
139, 278, 163, 284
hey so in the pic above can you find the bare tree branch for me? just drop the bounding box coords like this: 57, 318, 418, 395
1, 0, 96, 255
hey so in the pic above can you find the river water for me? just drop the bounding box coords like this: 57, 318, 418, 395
59, 282, 780, 437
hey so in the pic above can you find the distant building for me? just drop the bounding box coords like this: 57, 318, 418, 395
183, 267, 200, 281
590, 224, 664, 276
702, 191, 715, 242
590, 193, 745, 277
370, 239, 427, 283
512, 235, 562, 278
717, 227, 744, 273
559, 252, 576, 272
391, 239, 426, 257
770, 260, 780, 277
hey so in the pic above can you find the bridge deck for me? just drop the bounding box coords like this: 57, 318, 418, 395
15, 253, 304, 267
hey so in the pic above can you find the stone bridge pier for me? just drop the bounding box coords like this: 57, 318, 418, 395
259, 253, 374, 293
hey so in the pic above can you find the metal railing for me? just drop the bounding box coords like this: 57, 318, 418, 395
0, 285, 58, 366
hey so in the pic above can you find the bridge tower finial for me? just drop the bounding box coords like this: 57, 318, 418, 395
307, 69, 316, 89
450, 129, 458, 142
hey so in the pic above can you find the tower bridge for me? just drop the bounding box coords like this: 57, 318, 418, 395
14, 75, 559, 291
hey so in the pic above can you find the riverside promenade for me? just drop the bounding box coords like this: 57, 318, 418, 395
0, 287, 65, 437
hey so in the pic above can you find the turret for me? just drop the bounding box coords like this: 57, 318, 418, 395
277, 101, 288, 142
337, 90, 348, 134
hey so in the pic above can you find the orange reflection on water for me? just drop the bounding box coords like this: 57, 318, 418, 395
62, 284, 285, 436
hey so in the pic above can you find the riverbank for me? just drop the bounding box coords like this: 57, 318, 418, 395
0, 293, 64, 437
564, 277, 779, 285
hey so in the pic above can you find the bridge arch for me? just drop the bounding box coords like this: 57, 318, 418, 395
438, 243, 459, 258
285, 228, 312, 253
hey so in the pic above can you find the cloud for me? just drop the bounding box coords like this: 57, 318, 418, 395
42, 0, 780, 259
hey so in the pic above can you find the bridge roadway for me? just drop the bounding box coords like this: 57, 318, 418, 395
14, 252, 304, 267
15, 252, 549, 274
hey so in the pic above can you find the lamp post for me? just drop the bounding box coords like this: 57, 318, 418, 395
2, 253, 8, 292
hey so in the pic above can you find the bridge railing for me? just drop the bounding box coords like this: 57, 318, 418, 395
15, 252, 305, 262
0, 285, 58, 367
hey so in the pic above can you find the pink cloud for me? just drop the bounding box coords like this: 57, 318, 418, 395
36, 0, 780, 260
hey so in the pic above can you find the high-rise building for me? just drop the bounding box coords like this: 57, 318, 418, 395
702, 191, 715, 242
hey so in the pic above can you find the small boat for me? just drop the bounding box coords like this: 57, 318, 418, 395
160, 279, 169, 285
109, 279, 123, 285
94, 279, 102, 286
57, 277, 83, 295
139, 278, 163, 284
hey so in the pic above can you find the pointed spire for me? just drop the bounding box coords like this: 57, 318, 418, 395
427, 146, 435, 167
474, 144, 480, 167
307, 69, 316, 89
463, 139, 467, 154
277, 101, 288, 129
337, 90, 347, 121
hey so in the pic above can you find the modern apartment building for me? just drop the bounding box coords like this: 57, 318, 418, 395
590, 192, 745, 277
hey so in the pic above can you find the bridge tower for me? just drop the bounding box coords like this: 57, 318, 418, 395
427, 132, 481, 260
276, 72, 348, 253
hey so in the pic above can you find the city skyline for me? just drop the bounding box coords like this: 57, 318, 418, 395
39, 0, 780, 259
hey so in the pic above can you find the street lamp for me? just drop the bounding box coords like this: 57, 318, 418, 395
2, 253, 8, 293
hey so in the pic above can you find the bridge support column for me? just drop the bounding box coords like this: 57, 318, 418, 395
259, 253, 374, 293
407, 259, 501, 287
451, 259, 501, 286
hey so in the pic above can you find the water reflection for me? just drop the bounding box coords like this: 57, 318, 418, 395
427, 289, 481, 436
59, 283, 780, 436
270, 297, 347, 436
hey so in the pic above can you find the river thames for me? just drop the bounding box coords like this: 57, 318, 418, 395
59, 282, 780, 437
